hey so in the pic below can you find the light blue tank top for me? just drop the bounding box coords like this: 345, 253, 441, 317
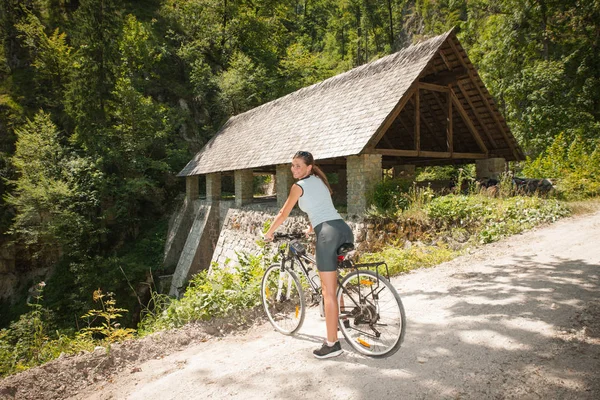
295, 175, 342, 228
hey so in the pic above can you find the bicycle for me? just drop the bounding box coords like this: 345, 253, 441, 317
261, 232, 406, 358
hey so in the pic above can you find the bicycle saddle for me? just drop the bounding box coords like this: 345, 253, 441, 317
336, 243, 355, 255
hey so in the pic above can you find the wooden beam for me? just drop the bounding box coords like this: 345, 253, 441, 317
369, 149, 419, 157
421, 67, 468, 86
450, 89, 488, 155
364, 85, 417, 150
382, 134, 395, 149
446, 36, 520, 160
452, 152, 488, 159
418, 82, 449, 93
447, 88, 453, 155
407, 96, 447, 150
438, 49, 453, 70
419, 151, 451, 158
456, 80, 498, 149
415, 88, 420, 152
370, 148, 487, 159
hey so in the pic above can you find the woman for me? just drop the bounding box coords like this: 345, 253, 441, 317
264, 151, 354, 359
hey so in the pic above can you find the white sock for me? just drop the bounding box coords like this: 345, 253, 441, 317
327, 340, 337, 347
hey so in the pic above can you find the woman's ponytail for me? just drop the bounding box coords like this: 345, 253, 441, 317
312, 165, 333, 195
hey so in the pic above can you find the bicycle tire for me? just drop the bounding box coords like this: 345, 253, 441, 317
261, 264, 306, 335
337, 269, 406, 357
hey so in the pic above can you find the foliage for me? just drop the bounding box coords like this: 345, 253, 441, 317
366, 178, 413, 216
0, 282, 111, 378
5, 111, 99, 262
80, 289, 135, 343
477, 197, 570, 243
427, 194, 571, 243
362, 193, 571, 277
460, 0, 600, 158
360, 244, 457, 276
523, 133, 600, 199
139, 249, 274, 333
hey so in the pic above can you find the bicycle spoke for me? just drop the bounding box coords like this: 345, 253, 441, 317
337, 270, 406, 357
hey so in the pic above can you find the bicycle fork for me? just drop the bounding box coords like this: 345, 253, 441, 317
276, 267, 294, 301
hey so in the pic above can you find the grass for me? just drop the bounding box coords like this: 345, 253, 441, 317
566, 197, 600, 216
360, 244, 459, 276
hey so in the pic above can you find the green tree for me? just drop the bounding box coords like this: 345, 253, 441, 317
6, 111, 99, 261
65, 0, 122, 153
15, 11, 73, 115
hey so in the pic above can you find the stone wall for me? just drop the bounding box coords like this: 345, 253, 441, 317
169, 201, 220, 297
347, 154, 382, 215
210, 203, 303, 268
209, 203, 426, 271
163, 198, 195, 270
167, 199, 435, 288
476, 158, 506, 180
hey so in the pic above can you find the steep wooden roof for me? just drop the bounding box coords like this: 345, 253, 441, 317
179, 29, 523, 176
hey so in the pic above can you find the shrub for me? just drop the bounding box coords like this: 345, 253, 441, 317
426, 195, 492, 229
367, 177, 412, 215
139, 249, 273, 333
0, 282, 96, 378
80, 289, 135, 343
523, 133, 600, 199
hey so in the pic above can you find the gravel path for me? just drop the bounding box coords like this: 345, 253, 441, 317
69, 210, 600, 400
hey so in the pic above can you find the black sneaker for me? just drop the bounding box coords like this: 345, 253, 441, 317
313, 341, 343, 359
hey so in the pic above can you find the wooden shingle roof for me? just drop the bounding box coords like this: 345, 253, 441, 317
179, 29, 523, 177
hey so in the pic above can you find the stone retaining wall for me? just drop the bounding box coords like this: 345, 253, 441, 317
209, 202, 429, 270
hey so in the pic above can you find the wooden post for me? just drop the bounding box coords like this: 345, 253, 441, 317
415, 88, 420, 153
447, 87, 453, 155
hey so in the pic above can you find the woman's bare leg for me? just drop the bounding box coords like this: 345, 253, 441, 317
319, 270, 338, 343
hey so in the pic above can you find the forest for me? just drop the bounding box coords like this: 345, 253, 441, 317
0, 0, 599, 333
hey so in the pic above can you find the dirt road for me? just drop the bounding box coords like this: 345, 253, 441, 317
3, 211, 599, 400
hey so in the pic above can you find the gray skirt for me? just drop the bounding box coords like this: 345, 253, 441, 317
314, 219, 354, 272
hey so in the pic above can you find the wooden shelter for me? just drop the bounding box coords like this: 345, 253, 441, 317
178, 29, 524, 214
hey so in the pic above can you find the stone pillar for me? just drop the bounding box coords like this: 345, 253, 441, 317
276, 164, 295, 207
347, 154, 382, 216
476, 158, 506, 180
332, 169, 347, 205
206, 173, 222, 202
392, 164, 416, 179
186, 175, 199, 201
234, 169, 254, 207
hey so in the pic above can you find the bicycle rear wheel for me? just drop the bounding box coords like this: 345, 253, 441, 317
261, 264, 305, 335
338, 269, 406, 357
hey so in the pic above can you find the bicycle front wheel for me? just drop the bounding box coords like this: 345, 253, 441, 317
261, 264, 306, 335
338, 270, 406, 357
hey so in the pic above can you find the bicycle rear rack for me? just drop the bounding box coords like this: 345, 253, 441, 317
346, 261, 391, 282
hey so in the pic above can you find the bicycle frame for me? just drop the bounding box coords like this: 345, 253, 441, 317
276, 239, 393, 315
277, 244, 322, 302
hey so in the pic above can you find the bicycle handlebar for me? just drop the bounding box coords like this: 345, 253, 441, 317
272, 232, 305, 241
